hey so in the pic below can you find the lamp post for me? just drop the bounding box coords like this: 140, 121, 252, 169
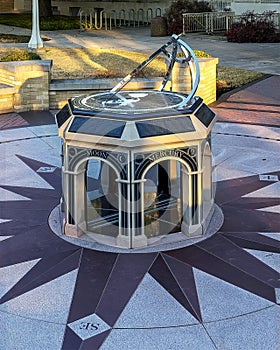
28, 0, 43, 49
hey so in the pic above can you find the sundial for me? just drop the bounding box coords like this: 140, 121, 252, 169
0, 35, 279, 350
55, 34, 217, 249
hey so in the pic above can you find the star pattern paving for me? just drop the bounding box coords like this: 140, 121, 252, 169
0, 155, 279, 349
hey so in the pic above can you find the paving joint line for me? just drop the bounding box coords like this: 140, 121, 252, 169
216, 101, 280, 108
202, 304, 277, 325
213, 131, 280, 142
215, 106, 280, 114
0, 133, 57, 145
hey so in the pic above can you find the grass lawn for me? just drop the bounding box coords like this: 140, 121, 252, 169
216, 66, 264, 96
0, 15, 265, 93
0, 33, 50, 43
38, 48, 166, 79
0, 46, 264, 96
0, 33, 32, 43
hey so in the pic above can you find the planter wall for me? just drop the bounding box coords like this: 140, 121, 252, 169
168, 57, 219, 105
0, 60, 52, 112
49, 77, 162, 109
0, 58, 218, 113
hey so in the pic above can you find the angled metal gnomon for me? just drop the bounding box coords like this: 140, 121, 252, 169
108, 34, 200, 106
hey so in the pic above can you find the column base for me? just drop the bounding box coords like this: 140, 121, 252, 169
64, 223, 84, 238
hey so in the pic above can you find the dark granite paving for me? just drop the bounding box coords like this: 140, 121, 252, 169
0, 112, 29, 129
0, 154, 279, 349
0, 78, 279, 349
0, 110, 55, 130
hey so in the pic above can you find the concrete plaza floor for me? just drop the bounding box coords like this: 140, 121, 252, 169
0, 25, 279, 350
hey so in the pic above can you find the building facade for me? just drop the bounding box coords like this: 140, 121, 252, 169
1, 0, 279, 15
1, 0, 171, 15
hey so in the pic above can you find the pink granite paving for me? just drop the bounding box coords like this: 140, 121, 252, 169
226, 76, 280, 104
0, 112, 29, 130
212, 76, 280, 128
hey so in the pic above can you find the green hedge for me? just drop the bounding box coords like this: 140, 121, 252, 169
0, 14, 80, 30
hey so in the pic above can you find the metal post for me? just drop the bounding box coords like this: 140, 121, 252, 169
28, 0, 43, 49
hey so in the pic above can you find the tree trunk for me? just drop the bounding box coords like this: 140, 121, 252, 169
39, 0, 53, 17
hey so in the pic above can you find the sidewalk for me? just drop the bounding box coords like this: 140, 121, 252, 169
0, 24, 280, 74
213, 75, 280, 128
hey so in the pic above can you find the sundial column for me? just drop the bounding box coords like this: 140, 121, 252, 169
202, 142, 214, 222
62, 146, 87, 238
74, 167, 87, 233
117, 179, 130, 248
64, 167, 86, 238
116, 152, 131, 248
132, 179, 148, 248
180, 164, 190, 232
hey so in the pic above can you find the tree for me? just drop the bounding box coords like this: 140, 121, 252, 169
39, 0, 53, 17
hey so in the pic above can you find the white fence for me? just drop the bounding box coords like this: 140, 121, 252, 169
231, 0, 280, 2
183, 11, 280, 33
209, 0, 280, 10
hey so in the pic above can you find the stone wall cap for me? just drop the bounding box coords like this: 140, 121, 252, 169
0, 83, 15, 94
198, 57, 219, 64
0, 60, 52, 72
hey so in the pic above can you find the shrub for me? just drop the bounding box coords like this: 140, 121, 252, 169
0, 49, 41, 62
0, 34, 50, 43
193, 50, 211, 58
177, 49, 211, 58
0, 13, 32, 28
39, 16, 80, 30
0, 34, 31, 43
163, 0, 212, 35
226, 11, 280, 43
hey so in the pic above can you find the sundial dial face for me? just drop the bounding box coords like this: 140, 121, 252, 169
72, 90, 189, 117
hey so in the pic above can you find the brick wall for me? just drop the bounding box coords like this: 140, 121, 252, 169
49, 78, 162, 109
170, 57, 219, 105
0, 66, 15, 86
0, 84, 15, 113
0, 60, 52, 112
0, 58, 218, 113
0, 0, 14, 12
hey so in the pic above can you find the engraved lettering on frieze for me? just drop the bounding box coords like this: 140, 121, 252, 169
148, 149, 185, 162
89, 149, 109, 159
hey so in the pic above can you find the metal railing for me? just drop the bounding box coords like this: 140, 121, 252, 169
183, 12, 233, 33
183, 11, 280, 33
79, 7, 163, 31
209, 0, 280, 9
